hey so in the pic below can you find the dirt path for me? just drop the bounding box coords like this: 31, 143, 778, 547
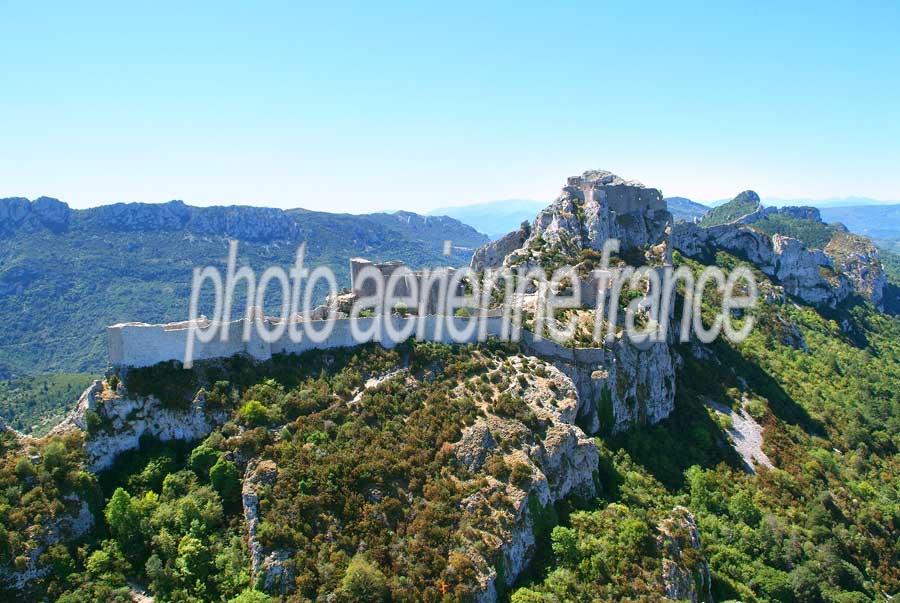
708, 399, 774, 473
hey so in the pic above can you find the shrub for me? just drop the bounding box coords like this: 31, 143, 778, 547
209, 459, 241, 505
188, 444, 220, 479
338, 554, 389, 602
238, 400, 270, 427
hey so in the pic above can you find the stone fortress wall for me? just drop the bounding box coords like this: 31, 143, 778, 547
109, 256, 480, 369
106, 303, 677, 435
566, 173, 666, 214
108, 314, 511, 369
349, 257, 459, 314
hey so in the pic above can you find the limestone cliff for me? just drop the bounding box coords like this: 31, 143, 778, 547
673, 222, 853, 308
53, 379, 227, 472
522, 334, 676, 435
676, 196, 889, 310
657, 506, 714, 603
825, 230, 888, 311
471, 170, 672, 272
448, 356, 598, 602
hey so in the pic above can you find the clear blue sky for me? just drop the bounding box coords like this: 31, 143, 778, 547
2, 1, 899, 211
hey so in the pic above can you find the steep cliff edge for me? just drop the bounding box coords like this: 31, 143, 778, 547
675, 191, 889, 310
52, 379, 228, 472
472, 169, 672, 272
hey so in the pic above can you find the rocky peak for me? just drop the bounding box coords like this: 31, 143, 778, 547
825, 230, 888, 310
471, 169, 671, 271
570, 169, 644, 188
0, 196, 72, 234
699, 190, 762, 227
733, 190, 761, 205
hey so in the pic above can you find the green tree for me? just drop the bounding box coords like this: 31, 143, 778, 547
104, 488, 144, 560
238, 400, 270, 426
210, 459, 242, 505
189, 443, 220, 479
338, 554, 389, 602
228, 590, 273, 603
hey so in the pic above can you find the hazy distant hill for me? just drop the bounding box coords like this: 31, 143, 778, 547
665, 196, 709, 222
820, 204, 900, 251
429, 199, 546, 239
437, 197, 713, 234
706, 195, 899, 208
0, 197, 488, 379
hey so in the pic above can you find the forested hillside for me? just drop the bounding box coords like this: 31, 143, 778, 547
1, 250, 897, 602
0, 198, 486, 379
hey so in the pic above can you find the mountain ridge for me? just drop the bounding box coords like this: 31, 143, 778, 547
0, 196, 488, 383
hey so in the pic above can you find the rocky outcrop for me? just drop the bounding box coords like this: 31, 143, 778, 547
468, 170, 679, 436
54, 380, 227, 472
0, 196, 71, 234
771, 234, 851, 307
743, 205, 822, 225
679, 198, 888, 310
451, 356, 598, 602
242, 460, 295, 594
657, 506, 713, 603
539, 170, 671, 254
0, 494, 93, 590
471, 226, 530, 272
673, 222, 852, 308
471, 170, 672, 272
825, 231, 888, 310
521, 334, 676, 435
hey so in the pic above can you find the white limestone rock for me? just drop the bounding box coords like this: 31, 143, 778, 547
471, 227, 531, 272
825, 230, 888, 310
241, 460, 295, 594
657, 506, 714, 603
673, 222, 853, 308
469, 169, 673, 273
54, 380, 227, 472
452, 357, 599, 602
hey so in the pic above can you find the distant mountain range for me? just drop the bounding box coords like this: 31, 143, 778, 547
706, 196, 899, 208
0, 197, 488, 380
820, 204, 900, 251
431, 196, 714, 233
665, 197, 710, 222
429, 199, 546, 239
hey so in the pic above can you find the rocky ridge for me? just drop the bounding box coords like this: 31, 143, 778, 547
52, 379, 228, 472
0, 197, 489, 246
472, 169, 672, 271
673, 195, 889, 310
446, 355, 598, 602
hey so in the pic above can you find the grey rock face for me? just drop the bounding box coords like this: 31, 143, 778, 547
521, 334, 676, 435
470, 169, 672, 271
454, 357, 598, 603
825, 231, 888, 310
189, 205, 301, 241
470, 226, 531, 271
88, 200, 192, 232
536, 170, 670, 253
657, 506, 714, 603
242, 460, 295, 594
0, 196, 72, 234
673, 222, 852, 308
54, 380, 227, 472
